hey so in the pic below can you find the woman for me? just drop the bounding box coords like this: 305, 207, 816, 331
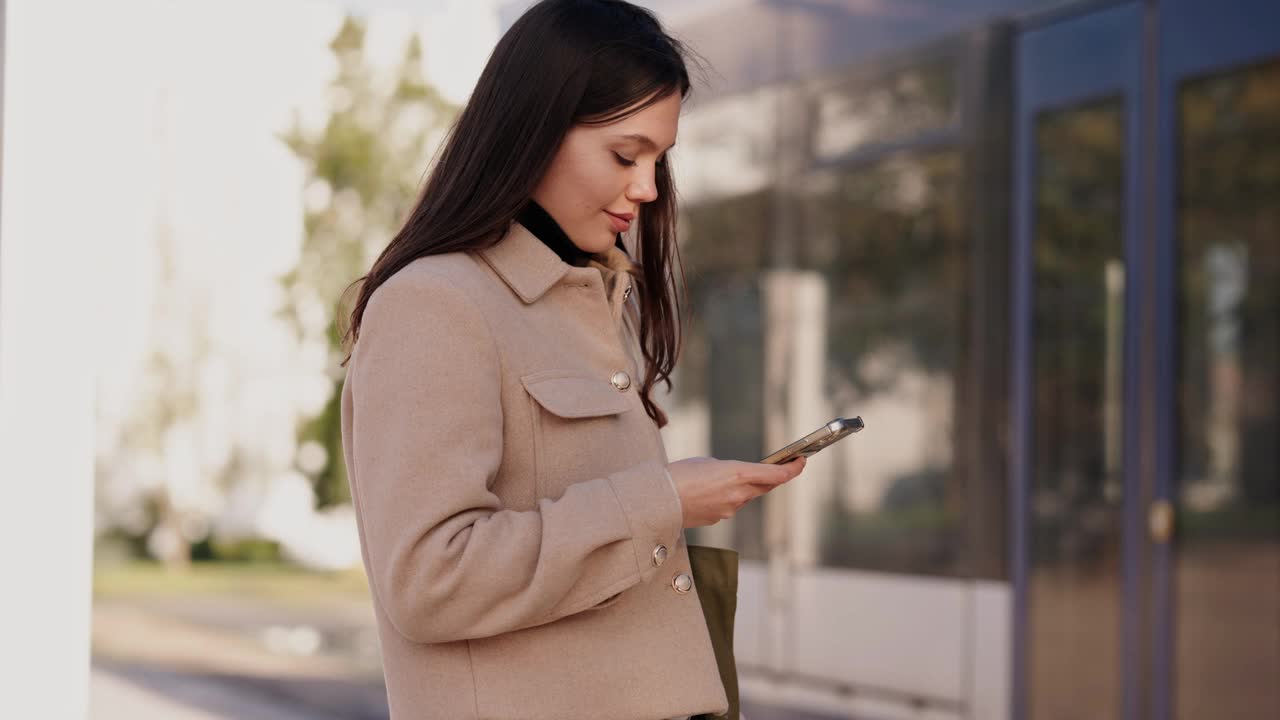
338, 2, 805, 718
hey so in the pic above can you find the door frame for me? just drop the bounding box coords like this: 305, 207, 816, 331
1151, 1, 1280, 717
1015, 1, 1280, 718
1009, 2, 1150, 717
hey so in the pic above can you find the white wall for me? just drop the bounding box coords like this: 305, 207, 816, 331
0, 0, 110, 714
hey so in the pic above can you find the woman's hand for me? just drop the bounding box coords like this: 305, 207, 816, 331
666, 456, 807, 528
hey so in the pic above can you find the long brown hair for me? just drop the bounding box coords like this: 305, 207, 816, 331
339, 0, 695, 427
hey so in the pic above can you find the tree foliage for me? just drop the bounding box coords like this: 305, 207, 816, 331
279, 16, 458, 507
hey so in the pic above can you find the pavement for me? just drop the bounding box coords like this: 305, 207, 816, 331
91, 665, 230, 720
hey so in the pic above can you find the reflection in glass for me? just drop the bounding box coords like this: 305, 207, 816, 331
1028, 99, 1125, 720
667, 192, 773, 560
1175, 57, 1280, 720
802, 150, 966, 576
812, 60, 956, 161
674, 87, 778, 205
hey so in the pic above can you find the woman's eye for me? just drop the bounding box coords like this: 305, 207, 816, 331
612, 152, 637, 167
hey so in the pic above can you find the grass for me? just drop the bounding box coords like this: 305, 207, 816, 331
93, 560, 372, 606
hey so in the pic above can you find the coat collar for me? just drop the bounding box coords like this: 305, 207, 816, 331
479, 220, 638, 304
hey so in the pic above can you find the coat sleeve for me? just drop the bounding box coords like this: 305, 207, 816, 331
343, 267, 684, 645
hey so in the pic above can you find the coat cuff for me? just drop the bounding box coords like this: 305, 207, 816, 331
608, 460, 684, 583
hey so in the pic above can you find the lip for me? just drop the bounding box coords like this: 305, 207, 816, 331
604, 210, 633, 232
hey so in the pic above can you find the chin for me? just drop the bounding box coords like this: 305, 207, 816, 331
579, 230, 617, 254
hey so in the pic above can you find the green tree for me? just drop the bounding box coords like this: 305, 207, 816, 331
279, 16, 457, 507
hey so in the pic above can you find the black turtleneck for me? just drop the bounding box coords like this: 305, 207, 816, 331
517, 200, 628, 265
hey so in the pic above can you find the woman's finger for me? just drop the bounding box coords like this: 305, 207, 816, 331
759, 456, 806, 484
781, 455, 807, 478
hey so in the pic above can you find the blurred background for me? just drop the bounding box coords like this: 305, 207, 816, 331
0, 0, 1276, 718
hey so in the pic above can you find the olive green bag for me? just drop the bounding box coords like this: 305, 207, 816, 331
687, 544, 740, 720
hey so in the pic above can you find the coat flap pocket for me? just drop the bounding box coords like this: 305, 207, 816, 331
521, 373, 632, 419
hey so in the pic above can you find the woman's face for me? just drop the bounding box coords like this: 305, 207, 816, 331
531, 91, 681, 254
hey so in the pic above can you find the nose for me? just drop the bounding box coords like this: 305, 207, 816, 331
625, 169, 659, 204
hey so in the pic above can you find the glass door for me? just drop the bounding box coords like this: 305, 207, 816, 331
1011, 4, 1145, 718
1155, 1, 1280, 718
1016, 2, 1280, 718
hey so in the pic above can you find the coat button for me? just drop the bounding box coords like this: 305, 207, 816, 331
652, 545, 668, 567
672, 573, 693, 594
610, 371, 631, 391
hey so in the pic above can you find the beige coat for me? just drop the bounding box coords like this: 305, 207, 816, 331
339, 220, 729, 719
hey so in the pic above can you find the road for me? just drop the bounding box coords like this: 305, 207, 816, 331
90, 596, 836, 719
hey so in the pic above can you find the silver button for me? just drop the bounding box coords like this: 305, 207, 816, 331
652, 545, 668, 567
672, 573, 692, 594
622, 283, 632, 300
610, 371, 631, 391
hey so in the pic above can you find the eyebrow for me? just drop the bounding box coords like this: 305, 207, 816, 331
617, 133, 676, 153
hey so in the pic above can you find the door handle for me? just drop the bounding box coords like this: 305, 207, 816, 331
1149, 499, 1175, 544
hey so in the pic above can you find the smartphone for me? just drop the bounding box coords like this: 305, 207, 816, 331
760, 417, 864, 464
